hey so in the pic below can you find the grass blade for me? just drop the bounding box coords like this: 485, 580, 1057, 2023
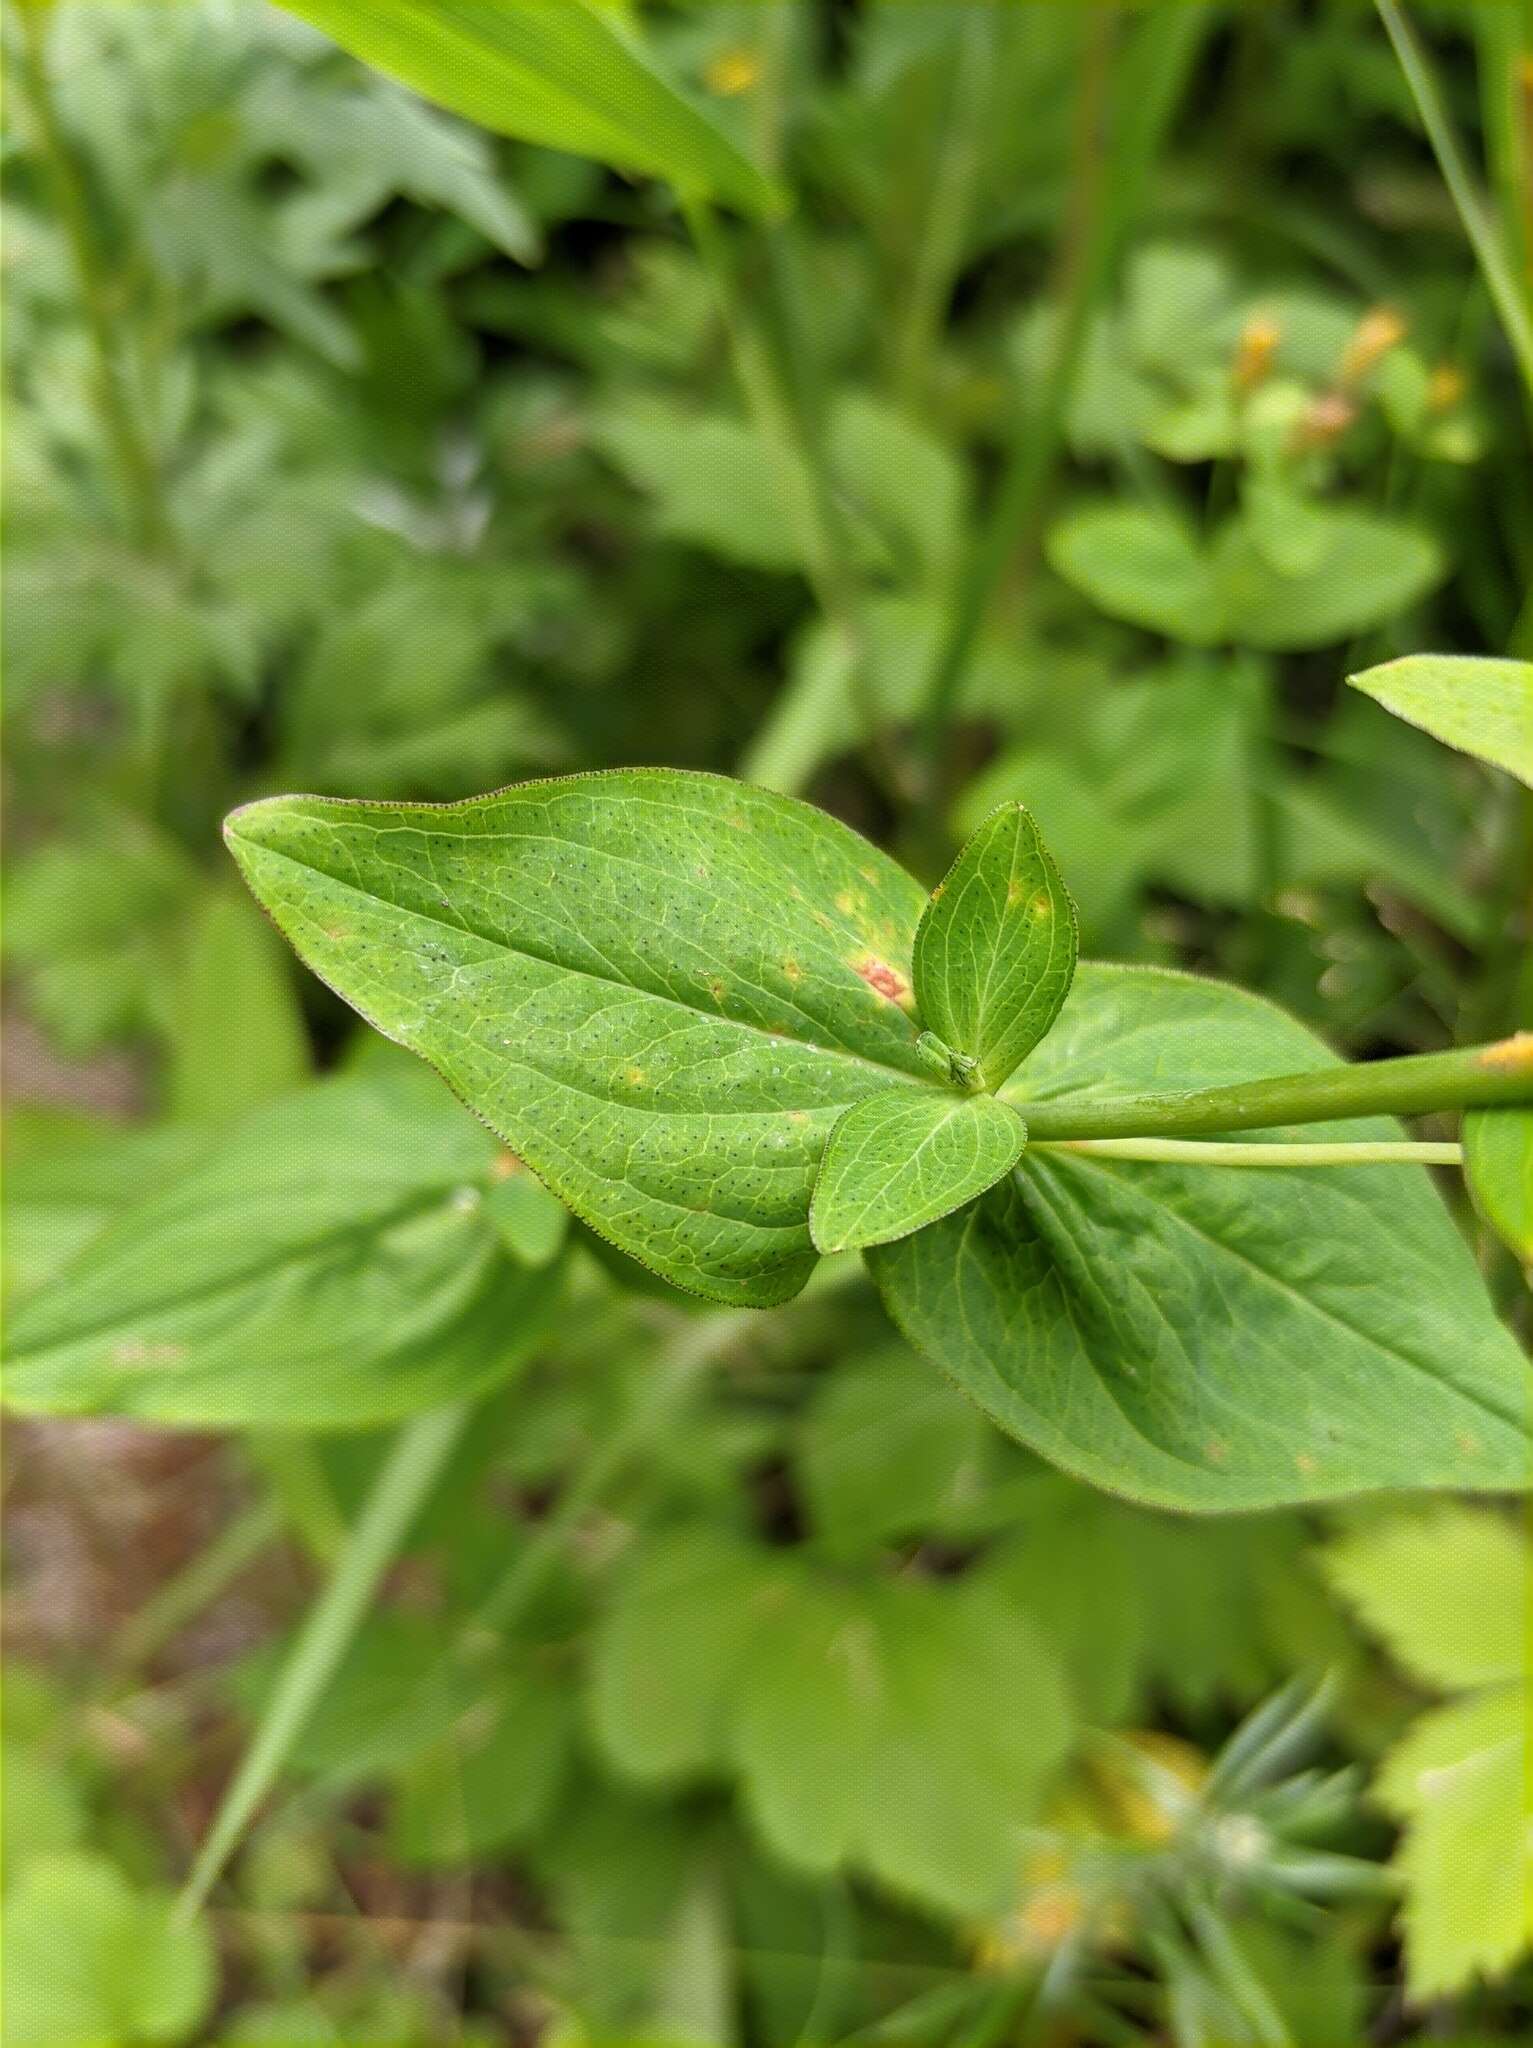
176, 1401, 470, 1914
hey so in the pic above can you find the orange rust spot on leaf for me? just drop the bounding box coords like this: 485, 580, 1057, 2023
782, 957, 804, 985
855, 956, 906, 1000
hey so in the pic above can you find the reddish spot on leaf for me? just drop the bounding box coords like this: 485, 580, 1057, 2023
855, 955, 908, 1003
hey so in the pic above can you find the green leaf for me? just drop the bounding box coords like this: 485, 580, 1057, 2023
591, 403, 799, 571
392, 1662, 573, 1864
913, 801, 1077, 1091
1048, 502, 1445, 651
3, 1068, 562, 1428
1464, 1106, 1533, 1261
483, 1160, 571, 1268
1324, 1506, 1524, 1692
1374, 1688, 1531, 1998
1347, 654, 1533, 787
2, 1852, 216, 2047
1212, 508, 1445, 652
869, 964, 1532, 1511
278, 0, 784, 218
167, 888, 311, 1125
589, 1528, 1072, 1914
795, 1344, 1001, 1560
224, 770, 939, 1306
1046, 502, 1224, 645
809, 1090, 1025, 1254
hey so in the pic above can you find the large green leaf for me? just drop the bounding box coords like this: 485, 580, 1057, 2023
913, 801, 1077, 1091
1347, 654, 1533, 786
1324, 1505, 1524, 1693
809, 1090, 1026, 1254
869, 964, 1531, 1511
279, 0, 784, 218
3, 1068, 562, 1428
225, 770, 939, 1306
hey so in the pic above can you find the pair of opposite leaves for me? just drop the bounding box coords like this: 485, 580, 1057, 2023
225, 772, 1072, 1294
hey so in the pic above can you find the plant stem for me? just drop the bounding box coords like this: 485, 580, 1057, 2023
14, 0, 173, 553
916, 2, 1210, 795
890, 5, 996, 411
177, 1401, 469, 1916
1376, 0, 1533, 402
683, 198, 904, 798
1016, 1034, 1533, 1142
111, 1496, 283, 1677
1033, 1138, 1463, 1167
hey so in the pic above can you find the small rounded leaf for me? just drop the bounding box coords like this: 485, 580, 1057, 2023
810, 1090, 1026, 1254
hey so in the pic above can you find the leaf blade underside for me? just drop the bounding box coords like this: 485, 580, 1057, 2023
869, 963, 1532, 1511
809, 1090, 1027, 1254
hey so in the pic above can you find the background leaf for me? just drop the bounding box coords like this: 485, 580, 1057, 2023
4, 1068, 562, 1428
1347, 654, 1533, 786
278, 0, 785, 217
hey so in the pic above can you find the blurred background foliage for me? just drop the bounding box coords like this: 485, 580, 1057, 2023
2, 1, 1530, 2042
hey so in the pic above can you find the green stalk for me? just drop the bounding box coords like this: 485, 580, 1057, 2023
1376, 0, 1533, 401
1034, 1138, 1463, 1168
177, 1401, 469, 1915
890, 5, 997, 411
683, 198, 902, 796
916, 2, 1210, 791
111, 1497, 283, 1677
1016, 1034, 1533, 1142
14, 0, 173, 553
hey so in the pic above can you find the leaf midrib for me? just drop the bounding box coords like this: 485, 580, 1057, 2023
250, 832, 939, 1095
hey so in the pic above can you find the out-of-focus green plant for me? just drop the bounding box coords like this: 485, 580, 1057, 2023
4, 2, 1532, 2041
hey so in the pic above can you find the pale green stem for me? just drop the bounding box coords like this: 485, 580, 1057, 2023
176, 1402, 469, 1916
683, 198, 901, 794
1034, 1138, 1464, 1167
15, 0, 173, 552
891, 5, 997, 411
1016, 1034, 1533, 1141
917, 2, 1210, 790
1376, 0, 1533, 400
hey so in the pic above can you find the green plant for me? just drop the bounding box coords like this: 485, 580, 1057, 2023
6, 0, 1533, 2039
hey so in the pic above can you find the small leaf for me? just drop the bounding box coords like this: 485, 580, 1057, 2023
809, 1090, 1026, 1254
278, 0, 785, 218
913, 801, 1077, 1092
1347, 654, 1533, 787
1046, 501, 1223, 644
1213, 507, 1444, 651
1464, 1106, 1533, 1260
1324, 1506, 1524, 1693
1375, 1688, 1531, 1998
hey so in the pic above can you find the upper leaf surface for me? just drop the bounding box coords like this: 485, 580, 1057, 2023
226, 770, 936, 1305
869, 963, 1532, 1511
809, 1091, 1026, 1254
279, 0, 785, 218
1347, 654, 1533, 787
913, 802, 1077, 1092
1324, 1506, 1524, 1694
